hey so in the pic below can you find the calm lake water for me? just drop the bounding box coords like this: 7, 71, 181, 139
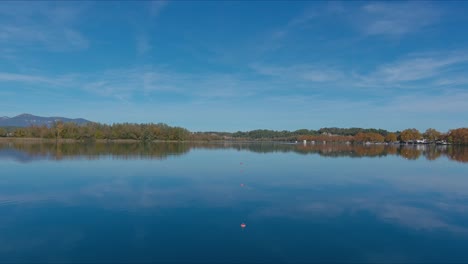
1, 141, 468, 263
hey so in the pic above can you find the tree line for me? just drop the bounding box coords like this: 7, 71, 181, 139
0, 122, 467, 145
0, 122, 190, 141
232, 127, 468, 145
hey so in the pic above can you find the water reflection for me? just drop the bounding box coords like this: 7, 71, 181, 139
1, 141, 468, 262
1, 141, 467, 163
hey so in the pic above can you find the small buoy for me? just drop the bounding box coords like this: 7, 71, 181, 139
240, 223, 246, 228
240, 162, 243, 165
240, 183, 245, 187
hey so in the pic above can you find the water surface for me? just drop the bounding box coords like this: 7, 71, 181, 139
1, 142, 468, 263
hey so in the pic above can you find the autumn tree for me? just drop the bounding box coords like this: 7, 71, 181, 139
399, 129, 421, 142
369, 133, 384, 142
384, 133, 398, 142
448, 128, 468, 144
354, 132, 384, 143
13, 128, 28, 138
54, 121, 65, 139
423, 128, 441, 142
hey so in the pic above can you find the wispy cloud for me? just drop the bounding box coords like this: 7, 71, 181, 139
149, 0, 168, 18
79, 66, 283, 102
261, 6, 319, 52
0, 72, 51, 83
0, 2, 89, 51
257, 2, 441, 56
434, 77, 468, 87
82, 67, 187, 101
132, 1, 168, 55
359, 2, 440, 36
0, 66, 261, 102
284, 7, 317, 29
385, 91, 468, 114
270, 2, 345, 41
358, 51, 468, 86
251, 64, 343, 83
249, 49, 468, 99
79, 50, 468, 101
0, 72, 60, 85
136, 34, 152, 55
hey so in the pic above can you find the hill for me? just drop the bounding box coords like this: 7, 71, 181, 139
0, 114, 91, 127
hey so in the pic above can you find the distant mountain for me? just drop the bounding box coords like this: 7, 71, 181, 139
0, 114, 91, 127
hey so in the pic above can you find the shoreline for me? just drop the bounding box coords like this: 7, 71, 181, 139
0, 137, 186, 143
0, 137, 457, 145
0, 138, 294, 144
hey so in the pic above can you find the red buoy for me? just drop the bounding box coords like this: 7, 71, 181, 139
240, 223, 246, 228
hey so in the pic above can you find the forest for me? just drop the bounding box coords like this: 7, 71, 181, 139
0, 122, 467, 145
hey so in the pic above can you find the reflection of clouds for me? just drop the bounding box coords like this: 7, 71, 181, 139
242, 183, 468, 234
435, 202, 468, 214
377, 204, 465, 232
250, 196, 468, 235
371, 172, 468, 196
2, 174, 468, 236
251, 202, 344, 219
1, 144, 468, 237
0, 225, 84, 255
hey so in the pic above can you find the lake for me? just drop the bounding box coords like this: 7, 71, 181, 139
1, 141, 468, 263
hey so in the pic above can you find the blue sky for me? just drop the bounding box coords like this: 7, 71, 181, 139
1, 1, 468, 132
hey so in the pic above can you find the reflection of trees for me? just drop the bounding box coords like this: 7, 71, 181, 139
386, 146, 398, 155
353, 145, 386, 156
422, 145, 443, 161
0, 142, 191, 161
0, 141, 467, 163
399, 147, 422, 160
447, 146, 468, 163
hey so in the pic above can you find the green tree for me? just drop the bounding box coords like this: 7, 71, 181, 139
0, 128, 6, 137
